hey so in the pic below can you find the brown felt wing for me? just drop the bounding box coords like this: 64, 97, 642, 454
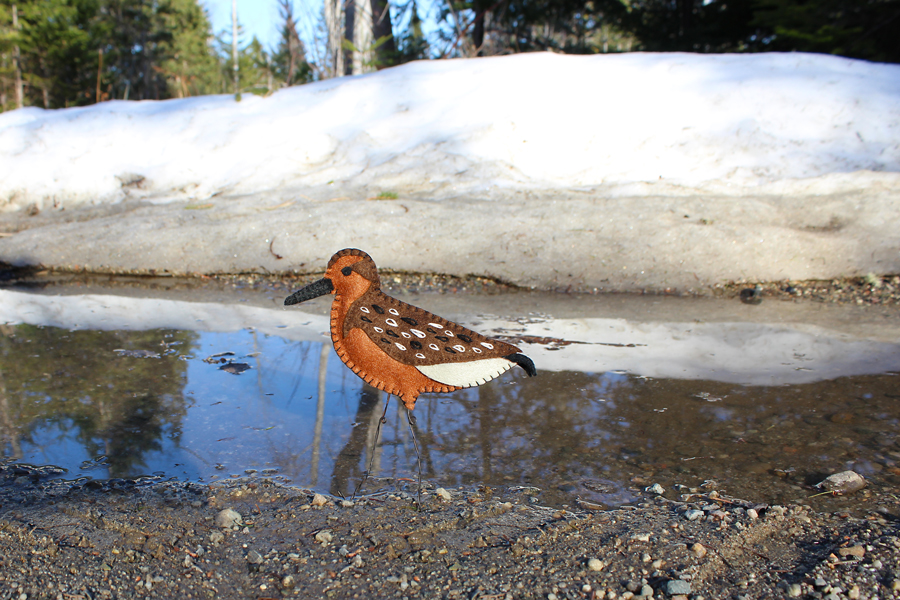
342, 289, 521, 388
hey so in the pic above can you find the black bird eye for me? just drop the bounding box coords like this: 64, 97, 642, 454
341, 266, 352, 276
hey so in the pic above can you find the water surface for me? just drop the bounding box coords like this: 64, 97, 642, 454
1, 282, 898, 511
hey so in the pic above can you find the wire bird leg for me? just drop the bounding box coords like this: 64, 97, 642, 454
406, 408, 423, 509
352, 394, 390, 500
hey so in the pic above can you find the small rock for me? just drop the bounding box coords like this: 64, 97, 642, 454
209, 530, 225, 545
311, 493, 328, 506
640, 584, 653, 596
690, 543, 707, 558
351, 554, 364, 568
282, 575, 295, 589
684, 510, 704, 521
340, 499, 354, 507
746, 508, 758, 519
548, 594, 558, 600
246, 550, 263, 564
814, 578, 828, 588
838, 545, 865, 558
435, 488, 452, 502
816, 471, 866, 494
315, 530, 333, 544
788, 583, 802, 597
215, 508, 242, 528
587, 558, 603, 571
848, 585, 860, 599
666, 580, 691, 595
646, 483, 664, 494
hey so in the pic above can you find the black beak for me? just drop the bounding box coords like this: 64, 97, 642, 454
284, 277, 334, 306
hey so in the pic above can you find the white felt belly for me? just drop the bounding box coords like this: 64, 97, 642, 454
416, 358, 513, 387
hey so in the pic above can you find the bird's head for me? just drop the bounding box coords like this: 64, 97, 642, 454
284, 248, 380, 306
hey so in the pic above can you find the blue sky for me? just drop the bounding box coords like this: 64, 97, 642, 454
203, 0, 286, 50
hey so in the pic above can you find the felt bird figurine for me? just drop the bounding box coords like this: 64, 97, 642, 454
284, 248, 537, 499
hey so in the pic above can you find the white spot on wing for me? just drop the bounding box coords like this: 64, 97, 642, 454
389, 308, 399, 315
374, 327, 384, 333
415, 352, 426, 359
385, 318, 398, 326
416, 358, 513, 388
401, 332, 411, 338
480, 342, 494, 350
428, 322, 443, 329
453, 345, 465, 352
395, 343, 406, 351
360, 307, 370, 313
429, 343, 439, 351
410, 329, 426, 338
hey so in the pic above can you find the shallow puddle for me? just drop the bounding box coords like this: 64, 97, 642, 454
1, 282, 898, 512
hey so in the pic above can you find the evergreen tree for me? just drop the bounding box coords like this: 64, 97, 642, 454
272, 0, 311, 86
750, 0, 900, 62
13, 0, 99, 108
393, 0, 429, 62
157, 0, 221, 97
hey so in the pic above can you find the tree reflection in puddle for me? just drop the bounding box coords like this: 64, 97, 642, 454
1, 322, 898, 511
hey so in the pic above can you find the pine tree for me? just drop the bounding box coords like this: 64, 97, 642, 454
157, 0, 221, 97
393, 0, 429, 63
272, 0, 311, 86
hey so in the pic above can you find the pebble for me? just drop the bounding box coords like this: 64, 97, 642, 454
816, 471, 866, 494
588, 558, 604, 571
646, 484, 664, 495
640, 584, 653, 596
746, 509, 758, 520
838, 546, 865, 558
690, 543, 707, 558
684, 510, 704, 521
435, 488, 452, 501
666, 580, 691, 595
246, 549, 263, 564
215, 508, 242, 528
311, 493, 328, 506
315, 530, 333, 544
282, 575, 295, 588
788, 583, 802, 597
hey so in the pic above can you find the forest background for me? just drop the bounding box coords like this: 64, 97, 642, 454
0, 0, 897, 112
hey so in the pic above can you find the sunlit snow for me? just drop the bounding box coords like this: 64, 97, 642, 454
2, 52, 898, 211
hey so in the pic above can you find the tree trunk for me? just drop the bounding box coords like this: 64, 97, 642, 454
12, 3, 24, 108
324, 0, 345, 77
473, 10, 485, 55
370, 0, 395, 68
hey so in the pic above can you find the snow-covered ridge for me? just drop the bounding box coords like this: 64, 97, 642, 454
1, 52, 898, 212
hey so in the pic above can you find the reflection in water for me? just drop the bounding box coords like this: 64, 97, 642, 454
330, 383, 383, 498
1, 323, 898, 510
0, 324, 195, 478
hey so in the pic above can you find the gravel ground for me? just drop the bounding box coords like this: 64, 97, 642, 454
1, 271, 898, 600
1, 471, 898, 600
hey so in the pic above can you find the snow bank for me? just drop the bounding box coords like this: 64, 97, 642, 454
2, 52, 898, 211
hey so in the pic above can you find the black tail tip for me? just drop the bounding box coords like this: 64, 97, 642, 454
506, 353, 537, 377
